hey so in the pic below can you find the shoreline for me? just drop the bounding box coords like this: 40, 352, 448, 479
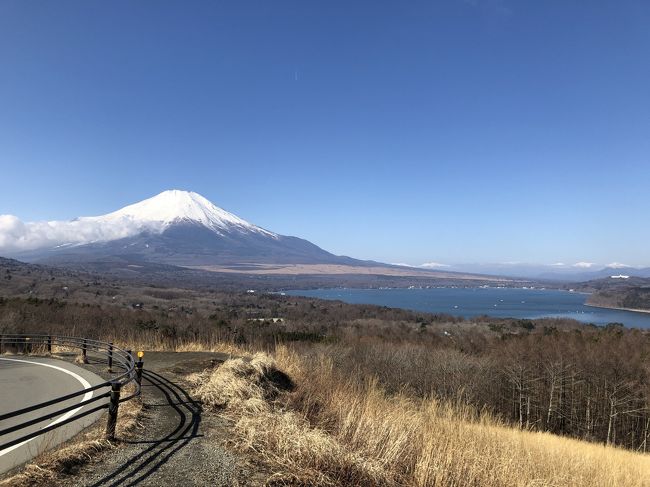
584, 303, 650, 315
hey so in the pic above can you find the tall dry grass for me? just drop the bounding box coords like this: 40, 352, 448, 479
192, 346, 650, 487
107, 335, 249, 356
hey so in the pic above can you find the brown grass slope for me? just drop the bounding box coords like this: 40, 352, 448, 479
191, 348, 650, 487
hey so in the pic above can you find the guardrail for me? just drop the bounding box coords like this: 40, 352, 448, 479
0, 334, 142, 453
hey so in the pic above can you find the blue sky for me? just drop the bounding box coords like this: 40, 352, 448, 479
1, 1, 649, 266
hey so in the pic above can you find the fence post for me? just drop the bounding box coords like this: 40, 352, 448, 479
0, 335, 3, 354
135, 360, 144, 386
47, 335, 52, 354
108, 342, 113, 372
82, 339, 88, 364
106, 382, 122, 440
23, 337, 30, 355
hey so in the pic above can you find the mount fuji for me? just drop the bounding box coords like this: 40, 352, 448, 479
2, 190, 366, 268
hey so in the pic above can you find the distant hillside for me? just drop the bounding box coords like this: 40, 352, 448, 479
581, 276, 650, 312
0, 256, 529, 296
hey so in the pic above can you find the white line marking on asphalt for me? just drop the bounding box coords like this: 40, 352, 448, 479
0, 357, 94, 457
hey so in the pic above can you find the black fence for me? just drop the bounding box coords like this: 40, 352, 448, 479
0, 334, 142, 453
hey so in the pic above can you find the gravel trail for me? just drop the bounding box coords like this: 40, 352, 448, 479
58, 352, 253, 487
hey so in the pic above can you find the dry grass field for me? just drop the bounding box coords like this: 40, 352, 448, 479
186, 263, 506, 280
191, 346, 650, 487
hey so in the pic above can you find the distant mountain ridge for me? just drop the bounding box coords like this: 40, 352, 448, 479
423, 263, 650, 281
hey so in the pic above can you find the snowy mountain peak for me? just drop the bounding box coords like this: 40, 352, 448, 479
0, 190, 280, 254
86, 190, 276, 237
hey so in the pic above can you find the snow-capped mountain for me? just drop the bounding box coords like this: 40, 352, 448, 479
1, 190, 365, 267
82, 190, 277, 238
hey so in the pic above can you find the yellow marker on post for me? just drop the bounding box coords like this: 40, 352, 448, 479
135, 351, 144, 386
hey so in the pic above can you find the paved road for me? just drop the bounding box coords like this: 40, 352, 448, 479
0, 356, 108, 475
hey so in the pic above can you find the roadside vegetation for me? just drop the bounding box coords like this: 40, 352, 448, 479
190, 347, 650, 486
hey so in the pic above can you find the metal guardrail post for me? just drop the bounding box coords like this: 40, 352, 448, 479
47, 335, 52, 354
135, 360, 143, 386
0, 335, 3, 354
82, 339, 88, 364
106, 381, 122, 440
108, 342, 113, 372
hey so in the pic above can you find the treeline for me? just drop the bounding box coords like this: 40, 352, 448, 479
1, 294, 649, 450
0, 293, 468, 347
492, 330, 649, 449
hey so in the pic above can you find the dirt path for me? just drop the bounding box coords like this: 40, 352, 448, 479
56, 351, 261, 487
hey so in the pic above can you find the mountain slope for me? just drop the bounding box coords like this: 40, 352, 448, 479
31, 221, 365, 267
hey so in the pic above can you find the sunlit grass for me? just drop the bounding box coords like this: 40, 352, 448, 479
192, 345, 650, 486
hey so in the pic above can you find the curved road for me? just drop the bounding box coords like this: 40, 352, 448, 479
0, 356, 108, 475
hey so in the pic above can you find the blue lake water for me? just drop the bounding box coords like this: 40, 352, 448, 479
285, 287, 650, 329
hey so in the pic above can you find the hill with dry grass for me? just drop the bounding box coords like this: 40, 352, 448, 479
189, 346, 650, 486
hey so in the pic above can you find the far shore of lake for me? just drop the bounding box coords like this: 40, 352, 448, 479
584, 303, 650, 315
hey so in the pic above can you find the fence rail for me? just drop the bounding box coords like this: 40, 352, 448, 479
0, 334, 141, 451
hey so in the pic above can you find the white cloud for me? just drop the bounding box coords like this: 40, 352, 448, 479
391, 263, 415, 267
420, 262, 451, 268
549, 262, 566, 267
0, 214, 155, 254
572, 262, 596, 268
0, 215, 28, 251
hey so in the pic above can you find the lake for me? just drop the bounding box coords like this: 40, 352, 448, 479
285, 287, 650, 329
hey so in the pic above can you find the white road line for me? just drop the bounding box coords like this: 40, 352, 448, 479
0, 357, 94, 457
